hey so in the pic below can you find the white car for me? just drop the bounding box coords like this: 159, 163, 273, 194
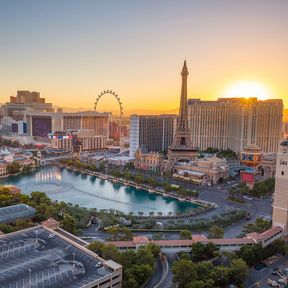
48, 234, 56, 239
95, 263, 102, 268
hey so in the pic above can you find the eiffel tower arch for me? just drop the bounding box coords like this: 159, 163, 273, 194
165, 61, 198, 171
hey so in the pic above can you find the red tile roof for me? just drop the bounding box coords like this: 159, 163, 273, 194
192, 235, 209, 243
247, 226, 283, 241
133, 236, 150, 244
41, 218, 60, 229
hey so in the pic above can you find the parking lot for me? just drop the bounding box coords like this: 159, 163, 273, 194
0, 226, 112, 288
246, 256, 288, 287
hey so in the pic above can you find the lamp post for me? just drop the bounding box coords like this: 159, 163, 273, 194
72, 252, 76, 275
28, 269, 32, 288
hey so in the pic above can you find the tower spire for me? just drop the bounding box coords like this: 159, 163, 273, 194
165, 61, 198, 170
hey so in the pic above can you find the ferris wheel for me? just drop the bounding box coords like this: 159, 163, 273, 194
94, 90, 123, 118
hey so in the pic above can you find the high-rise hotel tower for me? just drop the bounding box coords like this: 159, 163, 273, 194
272, 139, 288, 234
188, 98, 283, 153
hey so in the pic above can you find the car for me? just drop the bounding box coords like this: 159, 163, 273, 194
268, 279, 280, 287
254, 262, 267, 271
48, 234, 56, 239
272, 268, 280, 275
95, 263, 102, 268
278, 278, 287, 284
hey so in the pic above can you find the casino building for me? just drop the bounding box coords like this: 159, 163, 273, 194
3, 90, 53, 120
24, 110, 110, 139
239, 144, 263, 188
188, 97, 283, 153
49, 130, 107, 152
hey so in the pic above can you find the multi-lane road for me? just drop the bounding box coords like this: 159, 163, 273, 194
143, 253, 179, 288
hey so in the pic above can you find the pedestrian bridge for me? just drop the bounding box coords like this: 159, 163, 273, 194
105, 226, 283, 253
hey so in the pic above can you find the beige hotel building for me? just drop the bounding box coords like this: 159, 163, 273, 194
188, 97, 283, 153
272, 139, 288, 234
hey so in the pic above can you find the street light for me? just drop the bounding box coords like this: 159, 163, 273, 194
35, 230, 38, 244
28, 269, 32, 288
72, 252, 76, 276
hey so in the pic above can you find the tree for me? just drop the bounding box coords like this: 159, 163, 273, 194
205, 242, 219, 259
99, 161, 106, 172
6, 161, 21, 174
107, 226, 133, 241
125, 264, 153, 288
135, 174, 144, 184
185, 280, 206, 288
146, 243, 161, 258
147, 178, 157, 187
242, 217, 271, 234
191, 242, 207, 261
60, 214, 76, 234
208, 226, 224, 239
88, 241, 105, 255
229, 258, 248, 286
101, 244, 121, 262
196, 261, 213, 279
237, 244, 264, 266
251, 178, 275, 197
172, 259, 197, 288
22, 163, 34, 174
180, 230, 192, 240
125, 162, 134, 170
88, 241, 159, 288
124, 171, 133, 180
209, 266, 230, 286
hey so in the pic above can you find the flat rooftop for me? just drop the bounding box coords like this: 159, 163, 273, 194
0, 204, 36, 224
0, 226, 116, 288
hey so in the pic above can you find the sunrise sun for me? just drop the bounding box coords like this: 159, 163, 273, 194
222, 81, 271, 100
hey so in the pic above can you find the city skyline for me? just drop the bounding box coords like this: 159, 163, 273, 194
0, 0, 288, 111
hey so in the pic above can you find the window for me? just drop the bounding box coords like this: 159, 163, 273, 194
282, 171, 284, 176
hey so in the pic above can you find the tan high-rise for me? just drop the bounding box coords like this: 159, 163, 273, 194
188, 97, 283, 153
272, 139, 288, 234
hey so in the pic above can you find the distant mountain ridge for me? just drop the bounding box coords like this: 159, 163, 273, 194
54, 106, 179, 116
54, 106, 287, 119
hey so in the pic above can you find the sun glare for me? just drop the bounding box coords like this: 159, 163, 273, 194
222, 81, 271, 100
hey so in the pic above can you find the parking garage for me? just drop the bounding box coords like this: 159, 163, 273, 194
0, 226, 122, 288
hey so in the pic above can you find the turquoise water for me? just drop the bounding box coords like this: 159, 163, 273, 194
0, 166, 199, 215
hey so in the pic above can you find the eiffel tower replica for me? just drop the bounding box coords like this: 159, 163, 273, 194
165, 61, 198, 171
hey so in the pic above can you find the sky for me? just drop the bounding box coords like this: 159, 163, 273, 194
0, 0, 287, 114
